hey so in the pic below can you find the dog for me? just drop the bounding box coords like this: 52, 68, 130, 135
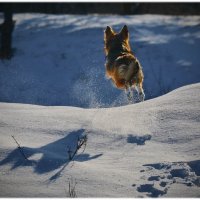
104, 25, 145, 102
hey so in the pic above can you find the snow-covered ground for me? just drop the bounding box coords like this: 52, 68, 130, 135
0, 83, 200, 197
0, 14, 200, 107
0, 14, 200, 197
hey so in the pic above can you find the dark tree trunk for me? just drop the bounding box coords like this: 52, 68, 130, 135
0, 4, 15, 59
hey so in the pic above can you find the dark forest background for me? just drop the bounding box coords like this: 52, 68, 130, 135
0, 2, 200, 59
0, 3, 200, 15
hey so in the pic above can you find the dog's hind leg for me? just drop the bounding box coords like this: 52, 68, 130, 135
135, 69, 145, 102
136, 83, 145, 102
125, 85, 134, 104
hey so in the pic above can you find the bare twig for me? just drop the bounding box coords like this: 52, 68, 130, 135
12, 135, 28, 160
11, 135, 28, 161
67, 134, 87, 161
65, 178, 77, 197
49, 135, 88, 182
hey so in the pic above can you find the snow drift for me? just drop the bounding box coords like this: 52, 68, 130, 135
0, 13, 199, 197
0, 83, 199, 197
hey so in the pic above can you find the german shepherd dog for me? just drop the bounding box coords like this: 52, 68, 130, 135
104, 25, 145, 102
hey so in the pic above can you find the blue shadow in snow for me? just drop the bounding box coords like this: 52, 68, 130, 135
127, 134, 151, 145
0, 129, 102, 176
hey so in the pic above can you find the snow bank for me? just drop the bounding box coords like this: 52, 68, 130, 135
0, 83, 199, 197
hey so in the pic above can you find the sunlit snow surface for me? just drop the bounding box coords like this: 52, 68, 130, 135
0, 14, 200, 197
0, 14, 200, 107
0, 83, 200, 197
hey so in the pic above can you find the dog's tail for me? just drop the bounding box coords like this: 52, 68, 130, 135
118, 60, 139, 83
118, 61, 134, 81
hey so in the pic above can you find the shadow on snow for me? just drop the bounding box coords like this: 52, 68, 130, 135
0, 129, 102, 181
0, 15, 200, 107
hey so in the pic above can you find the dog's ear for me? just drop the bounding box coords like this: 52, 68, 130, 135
104, 26, 114, 40
120, 25, 129, 40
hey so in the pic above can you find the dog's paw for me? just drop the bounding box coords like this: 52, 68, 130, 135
139, 92, 145, 102
126, 91, 134, 104
127, 93, 133, 103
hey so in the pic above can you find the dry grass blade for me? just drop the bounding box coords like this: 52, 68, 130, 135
66, 178, 77, 197
67, 134, 87, 161
11, 135, 28, 161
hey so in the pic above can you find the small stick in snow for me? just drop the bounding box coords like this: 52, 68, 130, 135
65, 177, 77, 197
67, 134, 87, 161
11, 135, 28, 161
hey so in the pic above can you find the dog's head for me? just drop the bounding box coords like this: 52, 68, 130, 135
104, 25, 130, 55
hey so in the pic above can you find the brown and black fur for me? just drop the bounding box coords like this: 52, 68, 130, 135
104, 25, 145, 102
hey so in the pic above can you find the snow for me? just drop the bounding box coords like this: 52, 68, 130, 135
0, 83, 200, 197
0, 14, 200, 107
0, 14, 200, 197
